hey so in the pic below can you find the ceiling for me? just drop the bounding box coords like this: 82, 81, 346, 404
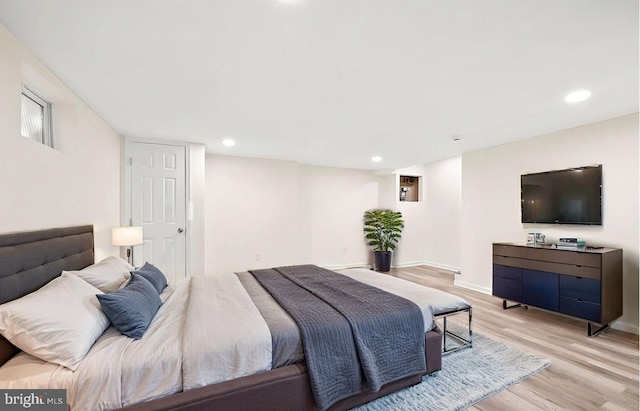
0, 0, 637, 170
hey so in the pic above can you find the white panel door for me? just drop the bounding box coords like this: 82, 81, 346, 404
131, 142, 187, 282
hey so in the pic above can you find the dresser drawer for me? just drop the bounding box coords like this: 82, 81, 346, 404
492, 244, 601, 268
493, 264, 522, 280
493, 255, 600, 280
523, 270, 558, 312
559, 276, 601, 304
493, 277, 522, 301
559, 297, 601, 322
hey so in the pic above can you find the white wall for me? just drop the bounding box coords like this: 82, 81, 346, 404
204, 154, 461, 275
0, 25, 121, 259
205, 155, 382, 275
384, 158, 462, 271
298, 164, 380, 268
188, 144, 206, 275
205, 155, 303, 275
459, 114, 639, 333
205, 155, 378, 273
386, 165, 430, 268
422, 157, 462, 270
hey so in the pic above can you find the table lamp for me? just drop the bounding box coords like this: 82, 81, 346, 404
112, 226, 144, 265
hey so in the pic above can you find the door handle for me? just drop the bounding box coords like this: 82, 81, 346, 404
177, 227, 184, 233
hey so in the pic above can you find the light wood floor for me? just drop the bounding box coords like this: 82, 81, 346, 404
388, 265, 639, 411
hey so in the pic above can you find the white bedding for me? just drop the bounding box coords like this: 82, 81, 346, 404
182, 274, 272, 390
336, 268, 470, 330
0, 268, 467, 410
0, 273, 272, 411
0, 277, 190, 410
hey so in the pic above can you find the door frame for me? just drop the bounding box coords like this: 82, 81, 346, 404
123, 137, 192, 275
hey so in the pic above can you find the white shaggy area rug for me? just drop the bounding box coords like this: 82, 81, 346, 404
351, 330, 550, 411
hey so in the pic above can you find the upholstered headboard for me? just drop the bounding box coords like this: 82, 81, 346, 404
0, 225, 94, 365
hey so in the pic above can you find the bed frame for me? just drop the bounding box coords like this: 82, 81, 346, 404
0, 225, 443, 411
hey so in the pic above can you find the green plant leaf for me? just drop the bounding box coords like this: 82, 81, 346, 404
363, 209, 404, 252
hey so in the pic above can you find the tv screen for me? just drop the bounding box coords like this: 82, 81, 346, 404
521, 165, 602, 225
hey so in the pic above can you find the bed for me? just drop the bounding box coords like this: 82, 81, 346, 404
0, 225, 471, 411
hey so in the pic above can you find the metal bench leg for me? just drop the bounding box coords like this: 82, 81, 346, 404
438, 307, 473, 355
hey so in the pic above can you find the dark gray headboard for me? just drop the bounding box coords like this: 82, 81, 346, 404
0, 225, 95, 305
0, 225, 94, 365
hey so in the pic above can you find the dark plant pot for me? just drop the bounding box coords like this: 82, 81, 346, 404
374, 251, 392, 272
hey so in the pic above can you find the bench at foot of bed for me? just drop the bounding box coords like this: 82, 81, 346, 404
434, 305, 472, 354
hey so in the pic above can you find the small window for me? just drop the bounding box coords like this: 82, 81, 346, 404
21, 85, 54, 148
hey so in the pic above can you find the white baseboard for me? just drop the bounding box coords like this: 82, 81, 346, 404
611, 320, 639, 335
320, 262, 372, 270
453, 279, 492, 295
394, 260, 428, 268
421, 260, 461, 273
393, 260, 461, 272
324, 260, 462, 274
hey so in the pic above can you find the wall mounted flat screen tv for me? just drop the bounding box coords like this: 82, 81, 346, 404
521, 165, 602, 225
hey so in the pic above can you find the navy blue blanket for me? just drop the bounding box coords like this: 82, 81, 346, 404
250, 265, 425, 410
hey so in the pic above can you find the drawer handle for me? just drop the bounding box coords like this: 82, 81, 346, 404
577, 299, 584, 302
576, 265, 582, 268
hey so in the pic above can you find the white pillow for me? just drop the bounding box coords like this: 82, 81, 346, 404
0, 272, 109, 370
65, 256, 134, 292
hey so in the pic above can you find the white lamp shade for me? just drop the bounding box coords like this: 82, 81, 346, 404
112, 226, 144, 246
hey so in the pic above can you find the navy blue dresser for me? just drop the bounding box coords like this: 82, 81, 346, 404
492, 243, 623, 336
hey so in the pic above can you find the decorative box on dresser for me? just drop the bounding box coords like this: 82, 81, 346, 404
492, 243, 623, 337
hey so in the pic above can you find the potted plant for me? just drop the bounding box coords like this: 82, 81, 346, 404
363, 209, 404, 272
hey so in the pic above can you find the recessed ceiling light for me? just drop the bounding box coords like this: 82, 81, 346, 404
371, 156, 382, 163
564, 90, 591, 103
222, 138, 236, 147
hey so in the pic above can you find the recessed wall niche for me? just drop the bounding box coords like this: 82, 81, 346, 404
399, 175, 420, 202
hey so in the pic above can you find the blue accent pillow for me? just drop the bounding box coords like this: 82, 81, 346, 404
131, 262, 168, 294
96, 273, 163, 339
